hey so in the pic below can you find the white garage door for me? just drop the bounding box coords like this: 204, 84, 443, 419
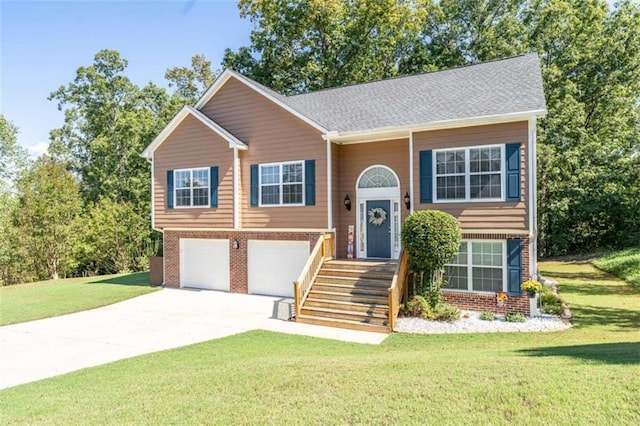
248, 240, 310, 297
180, 238, 229, 291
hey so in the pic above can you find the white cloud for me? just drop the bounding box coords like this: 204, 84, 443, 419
27, 142, 49, 158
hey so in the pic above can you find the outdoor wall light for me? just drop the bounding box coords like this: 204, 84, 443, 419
232, 239, 239, 250
344, 194, 351, 211
404, 192, 411, 210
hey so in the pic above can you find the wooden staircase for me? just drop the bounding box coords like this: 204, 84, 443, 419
295, 259, 397, 333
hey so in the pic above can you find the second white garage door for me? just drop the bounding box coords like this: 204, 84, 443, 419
180, 238, 229, 291
248, 240, 310, 297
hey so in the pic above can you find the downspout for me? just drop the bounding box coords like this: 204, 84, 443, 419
409, 131, 414, 214
326, 137, 333, 230
528, 116, 538, 279
233, 147, 240, 230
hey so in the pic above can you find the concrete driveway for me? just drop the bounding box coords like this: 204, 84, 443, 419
0, 288, 388, 389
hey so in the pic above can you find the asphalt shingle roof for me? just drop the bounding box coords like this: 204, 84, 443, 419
271, 54, 546, 134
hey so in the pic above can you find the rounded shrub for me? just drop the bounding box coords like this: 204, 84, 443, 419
401, 210, 462, 275
504, 312, 526, 323
479, 311, 496, 321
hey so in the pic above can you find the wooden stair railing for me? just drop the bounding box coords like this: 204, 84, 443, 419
387, 249, 409, 331
293, 233, 334, 317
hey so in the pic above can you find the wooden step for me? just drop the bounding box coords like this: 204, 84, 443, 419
296, 314, 390, 333
304, 298, 388, 314
311, 282, 389, 296
324, 260, 397, 273
314, 275, 391, 287
318, 267, 395, 280
307, 290, 388, 304
300, 306, 388, 323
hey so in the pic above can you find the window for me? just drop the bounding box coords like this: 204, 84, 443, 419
358, 166, 399, 188
259, 161, 304, 206
445, 241, 505, 293
435, 145, 503, 201
175, 168, 209, 207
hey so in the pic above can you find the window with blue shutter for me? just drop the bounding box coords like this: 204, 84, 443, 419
250, 164, 259, 207
505, 143, 521, 201
166, 170, 174, 209
210, 166, 218, 208
507, 239, 523, 295
419, 150, 433, 203
305, 159, 315, 206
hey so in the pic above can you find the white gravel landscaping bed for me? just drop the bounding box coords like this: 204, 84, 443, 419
395, 310, 571, 334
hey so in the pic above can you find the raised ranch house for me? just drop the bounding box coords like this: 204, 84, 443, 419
141, 54, 547, 332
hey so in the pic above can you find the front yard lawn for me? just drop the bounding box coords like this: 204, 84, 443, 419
1, 260, 639, 424
0, 273, 158, 326
593, 247, 640, 290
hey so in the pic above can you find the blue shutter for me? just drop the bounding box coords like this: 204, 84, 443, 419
305, 160, 315, 206
506, 143, 521, 201
250, 164, 259, 207
166, 170, 174, 209
210, 166, 218, 208
507, 239, 523, 295
419, 150, 433, 203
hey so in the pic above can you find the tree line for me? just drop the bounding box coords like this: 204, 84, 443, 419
1, 0, 638, 285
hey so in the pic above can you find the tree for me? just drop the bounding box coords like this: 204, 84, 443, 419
223, 0, 421, 94
0, 115, 29, 194
48, 50, 163, 209
401, 210, 461, 305
165, 54, 218, 104
13, 157, 82, 280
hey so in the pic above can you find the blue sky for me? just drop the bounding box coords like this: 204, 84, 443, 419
1, 0, 251, 156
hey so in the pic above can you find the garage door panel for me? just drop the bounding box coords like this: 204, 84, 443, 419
248, 240, 310, 297
180, 239, 229, 291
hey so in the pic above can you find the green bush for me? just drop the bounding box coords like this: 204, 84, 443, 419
423, 303, 461, 321
504, 312, 526, 323
404, 295, 430, 317
401, 210, 461, 306
479, 311, 496, 321
540, 293, 564, 315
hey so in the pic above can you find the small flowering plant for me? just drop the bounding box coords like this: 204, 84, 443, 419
521, 280, 543, 295
496, 292, 509, 304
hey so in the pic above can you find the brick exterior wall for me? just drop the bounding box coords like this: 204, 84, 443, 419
163, 230, 322, 293
443, 234, 532, 315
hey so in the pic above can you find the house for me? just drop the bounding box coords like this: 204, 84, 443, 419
141, 54, 547, 332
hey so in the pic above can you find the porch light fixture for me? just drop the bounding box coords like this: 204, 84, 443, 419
344, 194, 351, 211
404, 192, 411, 210
232, 239, 239, 250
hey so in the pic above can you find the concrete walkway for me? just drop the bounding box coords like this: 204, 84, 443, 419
0, 289, 388, 389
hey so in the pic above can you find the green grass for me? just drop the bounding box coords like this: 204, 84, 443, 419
593, 247, 640, 290
0, 272, 159, 326
1, 261, 639, 424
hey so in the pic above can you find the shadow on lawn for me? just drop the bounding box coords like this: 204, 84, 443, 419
519, 342, 640, 365
563, 282, 635, 296
91, 272, 152, 287
570, 304, 640, 331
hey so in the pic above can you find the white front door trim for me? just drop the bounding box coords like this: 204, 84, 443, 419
355, 165, 401, 259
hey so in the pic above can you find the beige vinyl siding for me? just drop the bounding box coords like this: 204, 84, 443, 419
335, 138, 411, 258
413, 121, 529, 230
332, 142, 341, 232
201, 77, 327, 229
154, 115, 234, 229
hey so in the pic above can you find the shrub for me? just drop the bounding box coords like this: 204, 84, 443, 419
404, 295, 430, 317
540, 293, 564, 315
505, 312, 526, 323
422, 303, 460, 321
401, 210, 461, 306
479, 311, 496, 321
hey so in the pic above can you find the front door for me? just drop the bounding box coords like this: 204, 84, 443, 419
366, 200, 391, 258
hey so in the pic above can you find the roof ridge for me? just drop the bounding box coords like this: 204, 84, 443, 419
287, 53, 536, 99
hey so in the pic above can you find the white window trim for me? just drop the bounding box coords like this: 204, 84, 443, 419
258, 160, 305, 207
444, 239, 508, 294
174, 167, 210, 209
433, 144, 506, 203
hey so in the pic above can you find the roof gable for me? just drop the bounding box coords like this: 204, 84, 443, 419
140, 106, 247, 159
194, 69, 329, 134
